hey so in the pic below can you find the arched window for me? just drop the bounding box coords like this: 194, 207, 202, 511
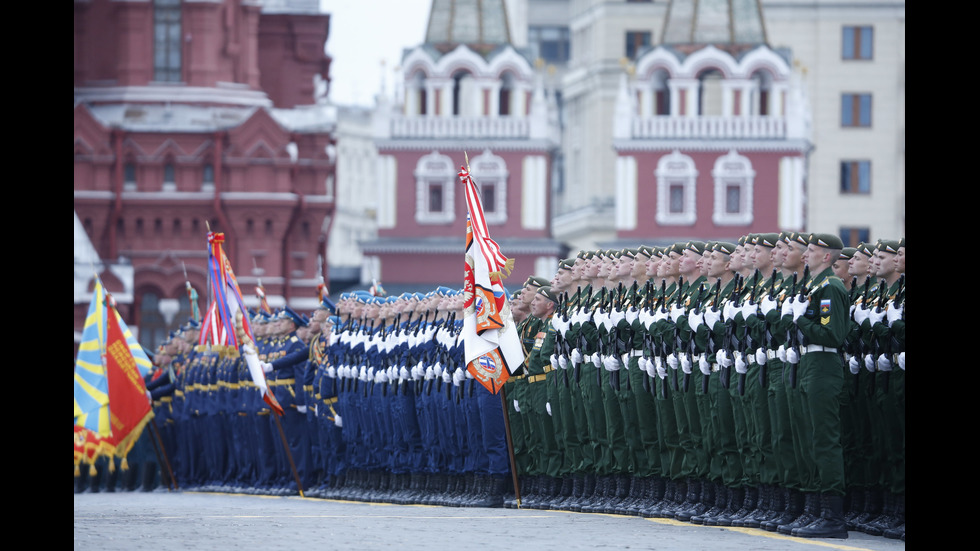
468, 150, 508, 225
499, 72, 515, 116
452, 70, 477, 116
698, 69, 724, 116
712, 150, 755, 226
656, 150, 698, 226
651, 69, 670, 116
415, 151, 456, 224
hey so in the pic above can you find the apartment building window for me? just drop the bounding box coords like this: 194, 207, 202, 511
840, 227, 871, 247
626, 31, 652, 60
529, 26, 570, 64
841, 94, 872, 127
843, 26, 873, 60
840, 160, 871, 194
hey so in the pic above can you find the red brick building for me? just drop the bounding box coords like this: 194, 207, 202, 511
74, 0, 336, 352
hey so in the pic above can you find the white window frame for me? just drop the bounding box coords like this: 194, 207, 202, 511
415, 151, 456, 224
468, 149, 508, 225
712, 150, 755, 226
656, 150, 697, 225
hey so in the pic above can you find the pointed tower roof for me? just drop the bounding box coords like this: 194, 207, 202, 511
662, 0, 767, 54
425, 0, 512, 55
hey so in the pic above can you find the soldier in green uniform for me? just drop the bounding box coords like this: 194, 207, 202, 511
783, 233, 850, 539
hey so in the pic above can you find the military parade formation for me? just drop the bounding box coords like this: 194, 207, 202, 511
75, 232, 905, 543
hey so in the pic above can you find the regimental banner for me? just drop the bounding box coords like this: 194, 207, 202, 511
102, 302, 154, 458
459, 163, 525, 394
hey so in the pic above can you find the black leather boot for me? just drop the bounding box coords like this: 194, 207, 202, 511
793, 493, 849, 539
764, 488, 801, 532
777, 492, 820, 535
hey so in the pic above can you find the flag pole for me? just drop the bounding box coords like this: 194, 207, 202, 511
273, 413, 305, 497
499, 385, 522, 508
149, 417, 178, 490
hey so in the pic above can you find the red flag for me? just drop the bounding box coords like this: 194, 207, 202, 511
102, 305, 154, 457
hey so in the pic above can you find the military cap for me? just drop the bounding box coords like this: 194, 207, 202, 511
877, 239, 900, 254
536, 285, 560, 305
809, 233, 844, 250
756, 233, 780, 248
790, 232, 810, 248
525, 276, 550, 288
898, 237, 905, 248
684, 241, 706, 255
839, 247, 857, 261
714, 242, 738, 255
855, 243, 873, 257
282, 306, 306, 327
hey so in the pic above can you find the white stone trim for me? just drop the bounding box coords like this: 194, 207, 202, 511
711, 150, 755, 226
414, 151, 456, 225
655, 150, 697, 226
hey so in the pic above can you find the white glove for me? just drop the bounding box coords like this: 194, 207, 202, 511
453, 369, 465, 386
760, 296, 778, 316
558, 355, 569, 370
297, 405, 308, 414
400, 366, 410, 380
609, 309, 625, 327
669, 305, 686, 324
590, 352, 601, 366
652, 307, 668, 323
853, 304, 870, 324
741, 301, 759, 319
723, 301, 740, 322
791, 298, 809, 321
886, 304, 904, 326
849, 355, 860, 374
327, 366, 337, 378
734, 351, 748, 374
621, 354, 631, 370
716, 350, 733, 368
603, 355, 621, 372
465, 368, 474, 380
898, 351, 905, 370
333, 414, 343, 428
550, 354, 560, 370
785, 347, 800, 364
513, 399, 520, 413
546, 402, 552, 416
625, 309, 639, 324
433, 362, 443, 378
655, 357, 667, 379
688, 311, 704, 332
781, 297, 794, 318
868, 307, 886, 326
777, 345, 787, 363
666, 354, 679, 370
680, 353, 692, 374
640, 357, 652, 375
242, 343, 256, 356
864, 354, 876, 372
571, 348, 584, 366
877, 354, 892, 372
424, 366, 434, 380
755, 348, 767, 366
699, 354, 710, 376
441, 370, 452, 384
704, 308, 721, 329
262, 362, 273, 374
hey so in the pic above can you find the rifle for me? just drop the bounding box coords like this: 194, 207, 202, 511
683, 283, 707, 392
701, 278, 723, 394
786, 271, 802, 388
736, 270, 761, 396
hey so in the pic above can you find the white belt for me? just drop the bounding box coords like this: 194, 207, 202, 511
630, 350, 645, 357
802, 344, 837, 354
767, 350, 778, 360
